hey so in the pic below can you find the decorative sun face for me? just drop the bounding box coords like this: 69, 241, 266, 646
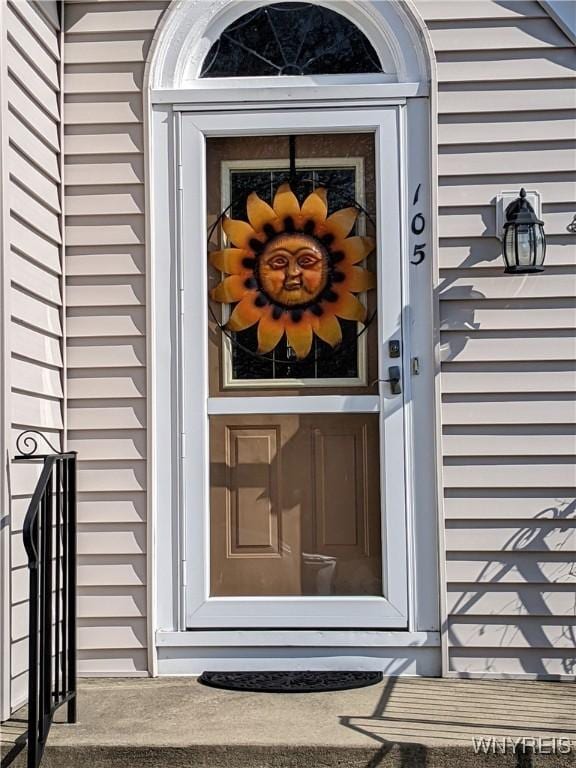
258, 233, 328, 306
209, 183, 376, 359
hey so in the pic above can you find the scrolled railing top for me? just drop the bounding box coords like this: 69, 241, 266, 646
15, 429, 76, 460
15, 430, 77, 569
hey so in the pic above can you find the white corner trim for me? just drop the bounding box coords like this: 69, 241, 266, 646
143, 51, 159, 682
0, 0, 12, 722
156, 630, 440, 648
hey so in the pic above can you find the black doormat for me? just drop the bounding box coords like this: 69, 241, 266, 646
198, 670, 383, 693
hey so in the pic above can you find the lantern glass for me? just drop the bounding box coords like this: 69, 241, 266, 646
503, 225, 517, 268
516, 224, 533, 266
534, 224, 546, 266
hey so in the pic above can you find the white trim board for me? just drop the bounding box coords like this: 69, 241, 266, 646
157, 646, 441, 677
153, 82, 427, 106
156, 631, 441, 676
207, 396, 381, 415
157, 630, 439, 647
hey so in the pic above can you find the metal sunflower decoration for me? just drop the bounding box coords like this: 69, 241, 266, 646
209, 183, 376, 360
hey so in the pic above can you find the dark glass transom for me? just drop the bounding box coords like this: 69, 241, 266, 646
201, 2, 383, 78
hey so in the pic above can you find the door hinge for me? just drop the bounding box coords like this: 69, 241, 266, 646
179, 287, 185, 315
180, 432, 186, 458
177, 163, 184, 191
181, 560, 187, 586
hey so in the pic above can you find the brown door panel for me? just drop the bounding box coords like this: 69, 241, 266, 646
210, 413, 382, 597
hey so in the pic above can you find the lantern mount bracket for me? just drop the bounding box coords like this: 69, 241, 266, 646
496, 189, 542, 241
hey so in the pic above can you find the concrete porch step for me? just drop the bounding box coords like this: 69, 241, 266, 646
3, 676, 575, 767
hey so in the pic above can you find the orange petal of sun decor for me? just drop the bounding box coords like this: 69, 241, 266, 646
209, 184, 376, 360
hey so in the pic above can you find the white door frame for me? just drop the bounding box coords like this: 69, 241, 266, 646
150, 87, 439, 655
178, 105, 408, 628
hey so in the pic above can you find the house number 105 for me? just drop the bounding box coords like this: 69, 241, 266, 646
410, 184, 426, 265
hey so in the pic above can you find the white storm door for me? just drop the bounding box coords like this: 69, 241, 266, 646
178, 106, 408, 628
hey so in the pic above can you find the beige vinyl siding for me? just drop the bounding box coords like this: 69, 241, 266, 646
55, 0, 575, 680
415, 0, 576, 678
3, 0, 63, 710
63, 0, 167, 677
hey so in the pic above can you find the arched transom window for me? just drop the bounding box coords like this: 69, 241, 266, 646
200, 2, 383, 78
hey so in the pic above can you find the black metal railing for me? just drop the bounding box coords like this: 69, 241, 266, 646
15, 431, 77, 768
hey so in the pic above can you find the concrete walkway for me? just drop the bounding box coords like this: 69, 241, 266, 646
3, 676, 575, 767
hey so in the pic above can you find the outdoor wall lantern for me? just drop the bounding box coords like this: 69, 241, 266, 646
500, 188, 546, 273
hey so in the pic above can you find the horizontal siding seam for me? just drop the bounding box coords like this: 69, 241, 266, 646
66, 274, 144, 281
436, 46, 576, 57
8, 162, 62, 215
7, 129, 61, 185
438, 139, 576, 151
64, 90, 143, 97
64, 153, 144, 160
9, 208, 62, 250
11, 244, 62, 279
10, 277, 63, 310
7, 53, 60, 122
435, 81, 569, 91
11, 352, 61, 373
443, 490, 576, 496
7, 82, 60, 154
7, 110, 61, 162
443, 456, 576, 462
426, 17, 565, 27
10, 242, 63, 281
66, 212, 145, 219
438, 136, 576, 149
11, 386, 62, 404
447, 582, 576, 588
11, 314, 62, 341
6, 32, 60, 94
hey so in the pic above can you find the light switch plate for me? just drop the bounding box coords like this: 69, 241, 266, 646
496, 190, 542, 241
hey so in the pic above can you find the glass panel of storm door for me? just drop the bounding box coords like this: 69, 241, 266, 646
206, 134, 378, 396
210, 414, 382, 597
206, 133, 382, 598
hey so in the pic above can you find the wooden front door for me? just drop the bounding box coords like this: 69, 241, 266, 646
180, 108, 408, 628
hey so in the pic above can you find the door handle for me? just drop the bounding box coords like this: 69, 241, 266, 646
385, 365, 402, 395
